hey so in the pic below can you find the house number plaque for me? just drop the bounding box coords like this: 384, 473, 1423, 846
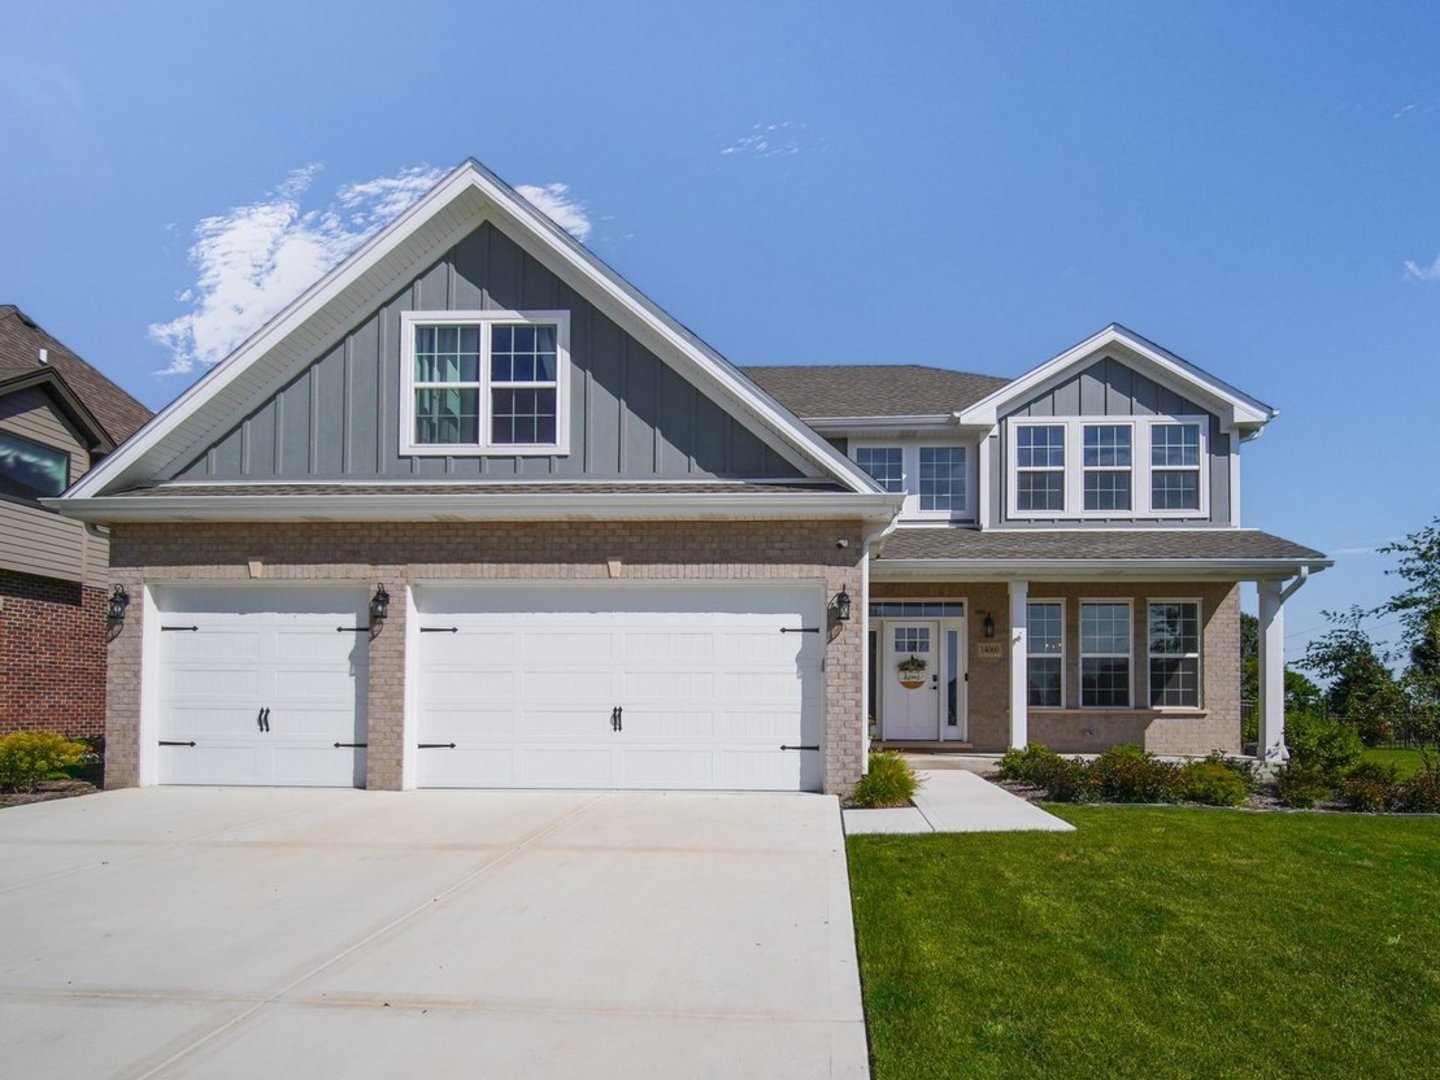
976, 642, 1004, 659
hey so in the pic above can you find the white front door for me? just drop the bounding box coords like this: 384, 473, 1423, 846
154, 586, 369, 787
882, 621, 941, 740
414, 583, 824, 791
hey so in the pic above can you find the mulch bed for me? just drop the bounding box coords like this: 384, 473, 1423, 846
0, 779, 100, 809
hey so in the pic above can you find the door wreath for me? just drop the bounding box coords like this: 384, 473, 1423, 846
897, 654, 928, 690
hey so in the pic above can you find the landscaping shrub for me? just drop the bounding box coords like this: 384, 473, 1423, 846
0, 732, 91, 793
851, 751, 921, 808
996, 744, 1063, 787
1393, 769, 1440, 814
1274, 762, 1335, 808
1340, 762, 1399, 813
1090, 744, 1181, 803
1178, 760, 1251, 807
1042, 757, 1097, 803
1286, 712, 1364, 780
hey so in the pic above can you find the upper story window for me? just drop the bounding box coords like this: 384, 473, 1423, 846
1008, 416, 1208, 520
852, 443, 970, 519
400, 310, 570, 456
0, 429, 70, 503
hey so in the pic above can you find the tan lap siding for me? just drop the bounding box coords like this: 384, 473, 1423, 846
871, 580, 1242, 756
105, 520, 866, 794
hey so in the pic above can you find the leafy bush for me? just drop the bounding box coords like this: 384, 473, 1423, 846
1090, 744, 1181, 804
996, 744, 1064, 787
1286, 712, 1364, 780
1392, 770, 1440, 814
1340, 762, 1398, 813
0, 732, 91, 793
1043, 757, 1097, 803
1274, 762, 1333, 808
1178, 760, 1251, 807
851, 751, 921, 808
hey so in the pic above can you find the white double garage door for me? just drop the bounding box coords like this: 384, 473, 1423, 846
155, 583, 825, 792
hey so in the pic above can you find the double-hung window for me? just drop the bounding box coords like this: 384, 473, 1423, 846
1150, 422, 1202, 512
1026, 600, 1064, 708
1082, 424, 1132, 512
402, 311, 569, 455
852, 444, 969, 518
1015, 425, 1065, 512
1149, 600, 1202, 707
1080, 601, 1131, 708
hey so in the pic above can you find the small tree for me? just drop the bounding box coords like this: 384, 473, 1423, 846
1377, 520, 1440, 757
1299, 607, 1407, 745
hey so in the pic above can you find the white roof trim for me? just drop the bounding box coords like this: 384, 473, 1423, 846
957, 324, 1276, 431
874, 556, 1331, 581
65, 159, 879, 501
51, 491, 903, 524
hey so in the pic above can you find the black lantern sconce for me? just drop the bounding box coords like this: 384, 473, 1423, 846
369, 584, 391, 624
981, 611, 996, 639
107, 585, 131, 625
835, 588, 853, 622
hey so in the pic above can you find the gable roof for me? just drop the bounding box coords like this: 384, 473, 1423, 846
742, 364, 1009, 420
0, 306, 151, 444
63, 160, 880, 501
957, 323, 1276, 433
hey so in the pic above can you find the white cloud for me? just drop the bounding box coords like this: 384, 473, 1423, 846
1404, 254, 1440, 282
515, 182, 592, 241
150, 166, 595, 377
721, 121, 805, 158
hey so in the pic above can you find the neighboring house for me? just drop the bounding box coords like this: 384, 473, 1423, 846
0, 306, 151, 738
54, 160, 1328, 795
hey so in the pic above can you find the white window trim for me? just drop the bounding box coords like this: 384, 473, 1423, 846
399, 309, 571, 457
851, 441, 972, 521
1146, 597, 1204, 710
1025, 597, 1065, 710
1079, 598, 1133, 710
1006, 416, 1210, 521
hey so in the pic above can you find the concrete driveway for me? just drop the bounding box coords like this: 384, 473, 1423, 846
0, 788, 867, 1079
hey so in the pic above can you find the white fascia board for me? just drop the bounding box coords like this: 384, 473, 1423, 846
50, 491, 905, 524
957, 325, 1275, 430
872, 556, 1332, 582
65, 159, 880, 502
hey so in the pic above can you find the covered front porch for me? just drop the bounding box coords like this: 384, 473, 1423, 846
863, 529, 1332, 762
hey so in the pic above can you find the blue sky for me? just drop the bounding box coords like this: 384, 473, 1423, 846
2, 1, 1437, 663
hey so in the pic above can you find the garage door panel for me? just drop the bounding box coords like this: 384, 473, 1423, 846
165, 629, 263, 661
415, 584, 824, 792
166, 666, 264, 700
272, 745, 365, 787
159, 743, 267, 786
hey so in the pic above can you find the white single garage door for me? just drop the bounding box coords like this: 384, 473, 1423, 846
154, 586, 369, 787
414, 583, 824, 791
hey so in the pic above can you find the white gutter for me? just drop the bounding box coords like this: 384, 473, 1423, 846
874, 557, 1333, 581
50, 491, 906, 525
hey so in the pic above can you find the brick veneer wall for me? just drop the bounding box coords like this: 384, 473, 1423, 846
105, 520, 867, 794
0, 569, 108, 739
871, 579, 1242, 756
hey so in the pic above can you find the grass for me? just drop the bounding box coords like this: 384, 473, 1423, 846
1363, 747, 1435, 780
848, 807, 1440, 1079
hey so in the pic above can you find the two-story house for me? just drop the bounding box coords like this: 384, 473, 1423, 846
1, 306, 151, 738
54, 160, 1328, 795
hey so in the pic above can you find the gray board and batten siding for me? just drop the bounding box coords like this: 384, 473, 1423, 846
173, 222, 808, 484
991, 354, 1233, 527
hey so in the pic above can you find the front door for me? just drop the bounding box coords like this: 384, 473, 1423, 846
882, 621, 940, 740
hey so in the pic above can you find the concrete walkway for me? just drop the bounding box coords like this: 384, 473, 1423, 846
844, 769, 1074, 835
0, 788, 867, 1079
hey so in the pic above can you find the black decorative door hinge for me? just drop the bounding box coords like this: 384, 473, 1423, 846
333, 742, 367, 749
159, 740, 196, 747
780, 627, 820, 634
418, 742, 457, 749
161, 625, 199, 632
779, 744, 820, 751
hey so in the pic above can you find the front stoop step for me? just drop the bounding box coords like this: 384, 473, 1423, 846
874, 741, 973, 753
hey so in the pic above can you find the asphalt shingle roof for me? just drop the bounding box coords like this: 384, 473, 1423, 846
742, 364, 1009, 419
0, 305, 151, 444
878, 528, 1328, 563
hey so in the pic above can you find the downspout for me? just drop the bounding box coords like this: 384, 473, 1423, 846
858, 513, 902, 771
1280, 564, 1310, 603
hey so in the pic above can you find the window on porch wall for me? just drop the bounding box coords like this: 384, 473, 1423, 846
1080, 601, 1132, 708
1026, 601, 1064, 707
1149, 601, 1201, 707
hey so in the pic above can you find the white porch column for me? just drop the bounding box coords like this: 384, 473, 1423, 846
1008, 579, 1029, 749
1257, 578, 1288, 764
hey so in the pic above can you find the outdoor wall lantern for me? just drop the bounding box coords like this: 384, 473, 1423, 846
369, 584, 391, 624
107, 585, 130, 625
981, 611, 996, 639
835, 588, 853, 622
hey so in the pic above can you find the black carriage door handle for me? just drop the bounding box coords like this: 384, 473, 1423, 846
256, 707, 265, 733
261, 707, 271, 733
616, 706, 622, 733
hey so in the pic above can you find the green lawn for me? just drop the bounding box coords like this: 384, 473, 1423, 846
1363, 747, 1435, 780
848, 808, 1440, 1079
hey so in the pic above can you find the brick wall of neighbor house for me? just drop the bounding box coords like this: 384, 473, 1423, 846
872, 579, 1242, 756
0, 569, 108, 739
104, 520, 868, 794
